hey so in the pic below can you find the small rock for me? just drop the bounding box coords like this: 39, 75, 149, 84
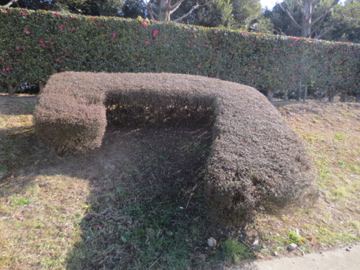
273, 251, 278, 256
345, 247, 351, 252
287, 243, 297, 251
207, 237, 217, 247
253, 238, 259, 246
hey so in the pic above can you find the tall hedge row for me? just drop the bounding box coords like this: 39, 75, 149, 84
1, 7, 359, 98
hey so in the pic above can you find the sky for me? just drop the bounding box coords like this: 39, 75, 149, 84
260, 0, 278, 10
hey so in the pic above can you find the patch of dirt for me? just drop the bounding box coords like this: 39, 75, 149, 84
0, 94, 37, 115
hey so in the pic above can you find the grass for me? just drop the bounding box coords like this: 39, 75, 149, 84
1, 96, 360, 269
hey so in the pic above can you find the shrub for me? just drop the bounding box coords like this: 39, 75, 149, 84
34, 71, 317, 221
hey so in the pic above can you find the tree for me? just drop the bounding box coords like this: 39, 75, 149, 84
146, 0, 207, 22
279, 0, 341, 38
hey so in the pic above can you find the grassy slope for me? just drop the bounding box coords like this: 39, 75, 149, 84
0, 95, 359, 269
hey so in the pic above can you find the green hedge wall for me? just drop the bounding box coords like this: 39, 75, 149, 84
1, 7, 359, 98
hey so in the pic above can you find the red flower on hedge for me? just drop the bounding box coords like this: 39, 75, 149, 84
145, 41, 150, 44
54, 12, 59, 15
152, 30, 159, 37
15, 47, 21, 50
21, 13, 26, 16
59, 26, 64, 30
24, 29, 30, 35
41, 44, 46, 47
5, 67, 11, 71
142, 22, 147, 26
197, 64, 201, 68
55, 59, 61, 63
111, 33, 116, 38
3, 10, 8, 14
91, 17, 95, 21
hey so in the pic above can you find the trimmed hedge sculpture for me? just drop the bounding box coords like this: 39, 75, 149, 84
34, 72, 317, 220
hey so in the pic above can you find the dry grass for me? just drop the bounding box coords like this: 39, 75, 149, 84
1, 95, 359, 269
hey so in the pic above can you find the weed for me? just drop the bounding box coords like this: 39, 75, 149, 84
10, 196, 31, 206
221, 239, 254, 265
333, 133, 345, 140
288, 230, 305, 245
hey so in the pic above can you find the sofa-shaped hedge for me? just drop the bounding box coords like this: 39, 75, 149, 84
34, 72, 317, 220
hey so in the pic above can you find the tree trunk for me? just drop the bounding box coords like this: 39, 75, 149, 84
39, 82, 45, 95
297, 81, 302, 101
340, 91, 348, 102
267, 89, 274, 101
7, 84, 15, 96
356, 93, 360, 103
302, 84, 308, 101
328, 90, 335, 102
301, 0, 312, 38
158, 0, 171, 21
283, 89, 289, 101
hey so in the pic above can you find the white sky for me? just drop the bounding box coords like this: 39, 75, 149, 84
260, 0, 278, 10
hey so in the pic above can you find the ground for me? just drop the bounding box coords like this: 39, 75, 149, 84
0, 94, 359, 269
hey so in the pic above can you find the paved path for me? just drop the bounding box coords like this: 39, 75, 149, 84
254, 245, 360, 270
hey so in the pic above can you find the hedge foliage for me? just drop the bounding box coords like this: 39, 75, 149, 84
1, 7, 359, 98
34, 72, 317, 220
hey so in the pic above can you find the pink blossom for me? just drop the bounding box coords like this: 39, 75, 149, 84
59, 26, 64, 30
142, 22, 147, 26
21, 13, 26, 16
197, 64, 201, 68
3, 10, 8, 14
145, 41, 150, 44
323, 66, 329, 70
72, 28, 76, 31
91, 17, 95, 21
50, 42, 54, 45
5, 67, 11, 71
272, 49, 276, 51
54, 12, 59, 15
190, 30, 195, 34
183, 26, 187, 29
213, 30, 218, 34
187, 41, 191, 44
55, 58, 61, 63
205, 45, 209, 48
24, 29, 30, 35
96, 23, 101, 26
291, 78, 295, 82
152, 30, 159, 37
329, 47, 333, 50
15, 47, 21, 50
295, 37, 299, 40
41, 44, 46, 47
94, 225, 102, 230
111, 33, 116, 38
295, 63, 300, 67
38, 40, 44, 43
230, 51, 234, 54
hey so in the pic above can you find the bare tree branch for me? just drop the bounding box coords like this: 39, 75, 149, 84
2, 0, 17, 7
314, 19, 342, 39
280, 3, 302, 29
173, 4, 200, 22
312, 0, 340, 25
170, 0, 186, 15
